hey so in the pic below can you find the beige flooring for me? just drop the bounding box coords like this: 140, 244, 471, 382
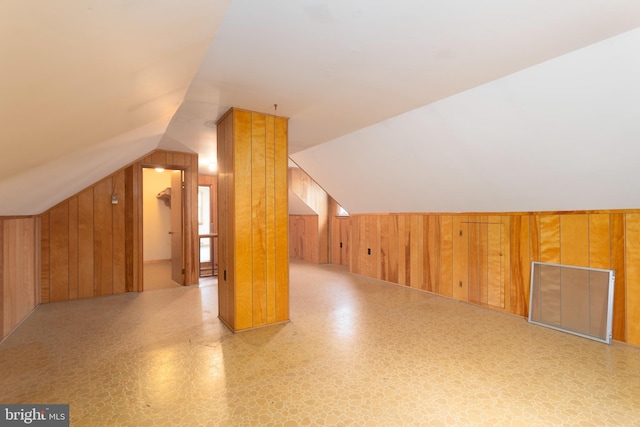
143, 261, 182, 291
1, 260, 639, 426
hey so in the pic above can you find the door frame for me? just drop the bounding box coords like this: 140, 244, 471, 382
137, 160, 197, 291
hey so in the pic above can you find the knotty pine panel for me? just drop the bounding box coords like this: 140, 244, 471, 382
625, 214, 640, 345
588, 214, 610, 269
423, 216, 440, 293
49, 203, 69, 302
560, 214, 589, 267
468, 219, 485, 304
452, 216, 468, 301
370, 215, 381, 280
611, 214, 626, 341
501, 216, 512, 313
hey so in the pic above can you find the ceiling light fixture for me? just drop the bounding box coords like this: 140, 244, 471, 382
155, 168, 165, 173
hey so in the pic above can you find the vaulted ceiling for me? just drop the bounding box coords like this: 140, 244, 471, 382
2, 1, 640, 215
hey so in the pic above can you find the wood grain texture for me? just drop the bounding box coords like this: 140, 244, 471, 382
40, 213, 50, 303
252, 113, 268, 326
440, 216, 453, 298
78, 189, 94, 298
1, 218, 38, 339
501, 216, 511, 312
423, 216, 440, 293
265, 116, 276, 324
539, 215, 560, 264
388, 215, 399, 283
274, 115, 289, 323
112, 171, 126, 294
233, 110, 253, 330
625, 214, 640, 346
560, 214, 589, 267
49, 202, 69, 302
589, 214, 610, 269
93, 179, 113, 297
379, 215, 389, 281
611, 213, 626, 341
452, 216, 468, 301
509, 216, 530, 316
487, 218, 502, 308
68, 198, 78, 300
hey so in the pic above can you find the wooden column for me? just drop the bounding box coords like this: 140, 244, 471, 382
217, 108, 289, 332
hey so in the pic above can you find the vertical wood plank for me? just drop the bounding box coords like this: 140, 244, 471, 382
529, 215, 541, 262
502, 216, 511, 312
589, 214, 611, 269
560, 214, 589, 267
468, 219, 481, 303
452, 216, 468, 301
510, 216, 530, 316
611, 214, 626, 341
625, 214, 640, 345
68, 197, 79, 300
78, 189, 94, 298
388, 215, 399, 284
94, 178, 113, 297
397, 215, 407, 286
251, 112, 267, 326
540, 215, 560, 264
440, 216, 453, 298
40, 213, 50, 303
234, 110, 253, 330
265, 115, 276, 324
125, 166, 135, 293
274, 116, 289, 323
112, 170, 126, 294
410, 215, 423, 289
50, 203, 69, 302
487, 217, 502, 308
379, 215, 389, 281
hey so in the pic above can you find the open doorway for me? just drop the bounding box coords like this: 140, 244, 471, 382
142, 167, 185, 291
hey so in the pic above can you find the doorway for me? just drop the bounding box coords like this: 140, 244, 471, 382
142, 167, 185, 291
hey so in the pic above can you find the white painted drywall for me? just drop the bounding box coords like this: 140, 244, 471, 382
142, 169, 173, 261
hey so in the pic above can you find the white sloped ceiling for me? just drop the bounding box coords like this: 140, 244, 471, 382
291, 28, 640, 213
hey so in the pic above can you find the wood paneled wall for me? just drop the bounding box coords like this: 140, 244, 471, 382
289, 215, 319, 262
349, 211, 640, 345
217, 108, 289, 332
40, 150, 199, 303
289, 167, 330, 263
0, 217, 39, 341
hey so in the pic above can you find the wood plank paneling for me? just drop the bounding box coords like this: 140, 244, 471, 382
388, 215, 399, 283
560, 214, 589, 267
49, 203, 69, 302
1, 218, 38, 339
440, 216, 453, 298
540, 215, 560, 264
112, 171, 126, 294
233, 110, 253, 330
510, 216, 530, 316
265, 116, 276, 324
589, 214, 611, 269
487, 218, 502, 308
501, 216, 511, 312
379, 215, 389, 281
625, 214, 640, 346
40, 213, 50, 303
611, 214, 626, 341
68, 198, 78, 300
274, 116, 289, 323
410, 215, 423, 289
252, 113, 268, 327
452, 216, 468, 301
78, 189, 94, 298
94, 179, 113, 297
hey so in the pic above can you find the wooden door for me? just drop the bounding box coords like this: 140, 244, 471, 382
171, 171, 184, 285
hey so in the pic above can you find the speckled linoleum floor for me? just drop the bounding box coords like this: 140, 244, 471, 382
1, 260, 640, 426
